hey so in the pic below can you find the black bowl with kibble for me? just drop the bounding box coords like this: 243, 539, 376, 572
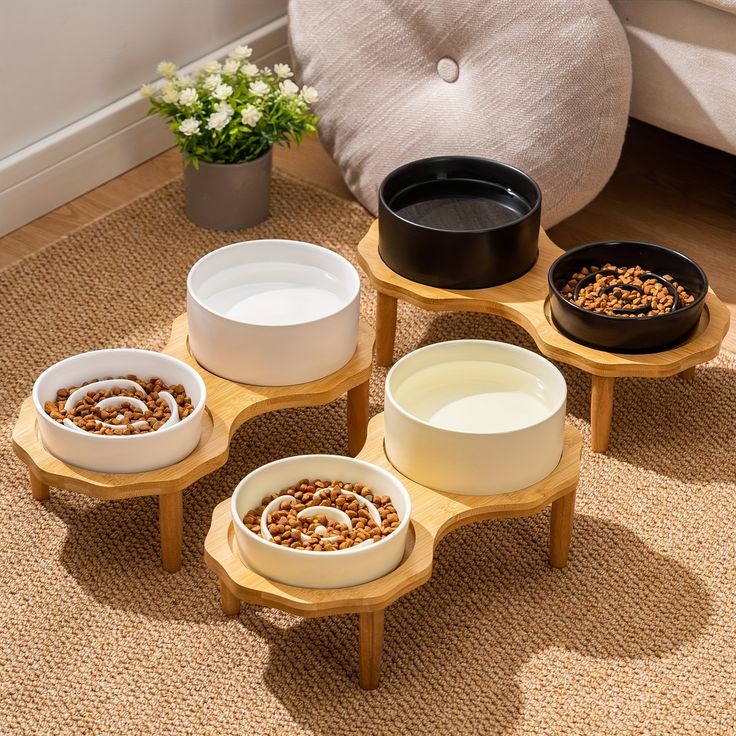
548, 241, 708, 352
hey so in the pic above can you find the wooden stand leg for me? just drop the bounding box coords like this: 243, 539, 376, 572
359, 609, 384, 690
219, 580, 241, 615
29, 471, 50, 501
347, 380, 370, 457
679, 366, 696, 381
590, 375, 615, 453
375, 293, 397, 367
159, 491, 183, 573
549, 489, 576, 568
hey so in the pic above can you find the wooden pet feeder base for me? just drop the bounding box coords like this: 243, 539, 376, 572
204, 413, 582, 689
12, 314, 375, 572
357, 221, 730, 453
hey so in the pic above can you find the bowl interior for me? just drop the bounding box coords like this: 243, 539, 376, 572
387, 340, 566, 434
381, 156, 540, 232
232, 455, 411, 553
32, 349, 206, 431
549, 241, 708, 314
188, 240, 359, 326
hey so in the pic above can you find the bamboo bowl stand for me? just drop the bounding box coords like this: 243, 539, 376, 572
204, 413, 582, 689
357, 221, 730, 452
12, 314, 375, 572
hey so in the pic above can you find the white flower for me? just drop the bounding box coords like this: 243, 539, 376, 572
202, 59, 222, 74
278, 79, 299, 98
213, 83, 233, 100
229, 44, 253, 61
214, 101, 233, 116
240, 62, 258, 77
206, 110, 232, 131
203, 74, 222, 91
274, 63, 293, 79
249, 80, 270, 97
178, 118, 201, 136
157, 60, 177, 78
240, 104, 262, 126
161, 83, 179, 104
178, 87, 198, 107
300, 85, 319, 104
139, 83, 155, 98
174, 73, 193, 86
222, 58, 240, 75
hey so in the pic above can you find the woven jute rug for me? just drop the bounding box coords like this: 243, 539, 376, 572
0, 172, 734, 735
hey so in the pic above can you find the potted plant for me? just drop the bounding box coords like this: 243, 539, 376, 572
141, 46, 318, 230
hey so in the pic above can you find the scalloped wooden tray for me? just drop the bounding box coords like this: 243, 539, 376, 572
12, 314, 375, 572
357, 220, 730, 452
204, 413, 582, 689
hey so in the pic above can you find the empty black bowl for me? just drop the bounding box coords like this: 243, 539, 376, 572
378, 156, 541, 289
548, 241, 708, 352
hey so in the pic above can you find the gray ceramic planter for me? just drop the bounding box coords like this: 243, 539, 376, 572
183, 148, 272, 230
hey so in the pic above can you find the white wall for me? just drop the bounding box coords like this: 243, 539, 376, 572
0, 0, 289, 236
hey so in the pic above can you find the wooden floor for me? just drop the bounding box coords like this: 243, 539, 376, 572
1, 120, 734, 351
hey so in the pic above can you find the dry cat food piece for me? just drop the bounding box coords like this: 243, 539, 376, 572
243, 479, 401, 552
44, 375, 194, 435
560, 264, 696, 318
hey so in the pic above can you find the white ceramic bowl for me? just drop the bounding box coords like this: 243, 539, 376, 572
231, 454, 412, 589
384, 340, 567, 495
187, 239, 361, 385
32, 349, 207, 473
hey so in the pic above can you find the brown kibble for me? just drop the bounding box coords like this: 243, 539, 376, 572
563, 263, 694, 317
45, 374, 194, 435
243, 479, 401, 551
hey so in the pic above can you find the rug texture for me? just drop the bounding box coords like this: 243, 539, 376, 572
0, 172, 733, 736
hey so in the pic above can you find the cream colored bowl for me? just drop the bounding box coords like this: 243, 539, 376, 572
187, 239, 360, 386
231, 454, 411, 589
32, 349, 206, 473
384, 340, 566, 494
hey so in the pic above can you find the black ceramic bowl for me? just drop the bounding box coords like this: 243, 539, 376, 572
378, 156, 542, 289
548, 241, 708, 352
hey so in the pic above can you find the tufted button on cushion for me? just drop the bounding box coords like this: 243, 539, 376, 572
437, 57, 460, 83
289, 0, 632, 227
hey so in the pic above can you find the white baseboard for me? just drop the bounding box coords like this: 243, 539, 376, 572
0, 15, 288, 237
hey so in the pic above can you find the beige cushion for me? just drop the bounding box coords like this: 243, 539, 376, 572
289, 0, 632, 227
612, 0, 736, 154
691, 0, 736, 14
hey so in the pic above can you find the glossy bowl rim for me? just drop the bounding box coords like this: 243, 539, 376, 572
385, 339, 567, 437
32, 348, 207, 441
187, 239, 361, 329
547, 240, 709, 323
231, 454, 412, 557
378, 155, 542, 235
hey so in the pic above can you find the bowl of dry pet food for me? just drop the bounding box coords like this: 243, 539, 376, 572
32, 349, 207, 473
548, 241, 708, 352
231, 455, 412, 588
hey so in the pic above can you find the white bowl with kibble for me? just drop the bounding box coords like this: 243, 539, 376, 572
231, 455, 412, 589
32, 348, 207, 473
